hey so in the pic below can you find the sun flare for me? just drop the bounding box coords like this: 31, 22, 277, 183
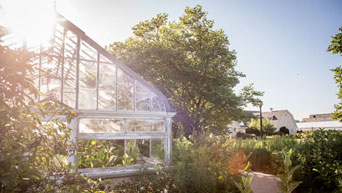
1, 0, 56, 47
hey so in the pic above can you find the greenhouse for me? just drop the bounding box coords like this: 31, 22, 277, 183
1, 13, 175, 178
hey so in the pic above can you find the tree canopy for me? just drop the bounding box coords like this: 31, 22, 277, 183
247, 118, 276, 136
328, 26, 342, 121
108, 5, 262, 136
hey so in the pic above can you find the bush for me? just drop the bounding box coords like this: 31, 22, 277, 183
171, 134, 241, 193
247, 118, 276, 136
236, 132, 247, 139
294, 129, 342, 192
245, 127, 260, 136
232, 137, 299, 174
113, 134, 243, 193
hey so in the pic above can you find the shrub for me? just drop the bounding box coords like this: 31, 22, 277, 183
113, 167, 179, 193
232, 137, 299, 174
171, 134, 240, 193
277, 149, 302, 193
245, 127, 260, 136
295, 129, 342, 192
112, 134, 242, 193
236, 132, 247, 139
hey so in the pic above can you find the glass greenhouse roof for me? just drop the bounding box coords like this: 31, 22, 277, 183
1, 13, 171, 113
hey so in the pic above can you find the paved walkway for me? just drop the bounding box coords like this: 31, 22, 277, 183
248, 171, 280, 193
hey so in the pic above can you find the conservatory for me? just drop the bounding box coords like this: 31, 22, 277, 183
1, 13, 175, 178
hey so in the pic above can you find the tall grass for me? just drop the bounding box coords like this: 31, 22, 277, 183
232, 137, 299, 174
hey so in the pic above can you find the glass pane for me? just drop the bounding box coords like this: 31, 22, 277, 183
40, 56, 61, 100
136, 82, 150, 111
78, 89, 97, 109
151, 139, 165, 161
127, 120, 164, 132
98, 61, 116, 110
79, 118, 124, 133
80, 40, 97, 61
125, 139, 150, 165
63, 87, 76, 107
136, 93, 150, 111
79, 58, 97, 109
152, 94, 166, 112
64, 30, 78, 59
63, 57, 76, 108
79, 60, 97, 89
136, 82, 149, 93
31, 57, 40, 99
55, 23, 64, 37
78, 140, 124, 168
51, 24, 64, 56
117, 84, 132, 110
98, 90, 115, 110
117, 69, 132, 110
99, 63, 116, 90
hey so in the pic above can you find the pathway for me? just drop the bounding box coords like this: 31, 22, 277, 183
248, 171, 280, 193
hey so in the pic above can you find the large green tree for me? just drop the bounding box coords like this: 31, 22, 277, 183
108, 5, 262, 136
328, 26, 342, 121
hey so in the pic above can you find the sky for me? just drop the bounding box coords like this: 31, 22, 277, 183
1, 0, 342, 121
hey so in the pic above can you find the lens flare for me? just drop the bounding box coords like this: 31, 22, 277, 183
1, 0, 55, 47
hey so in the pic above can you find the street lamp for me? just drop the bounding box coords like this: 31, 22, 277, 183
259, 102, 263, 138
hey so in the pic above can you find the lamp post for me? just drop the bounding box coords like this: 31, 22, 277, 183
259, 102, 263, 138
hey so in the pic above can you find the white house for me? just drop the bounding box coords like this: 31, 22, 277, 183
253, 110, 298, 134
227, 121, 246, 138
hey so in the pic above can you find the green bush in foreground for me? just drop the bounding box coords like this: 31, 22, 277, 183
277, 149, 302, 193
295, 129, 342, 193
232, 137, 298, 174
113, 134, 243, 193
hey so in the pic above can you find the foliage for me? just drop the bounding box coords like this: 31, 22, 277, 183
328, 26, 342, 121
245, 127, 260, 136
78, 139, 165, 169
277, 149, 302, 193
108, 5, 262, 136
231, 152, 253, 193
228, 150, 248, 175
78, 140, 124, 168
233, 137, 299, 174
112, 166, 179, 193
235, 175, 253, 193
236, 132, 247, 139
294, 129, 342, 193
0, 42, 98, 192
171, 134, 240, 193
247, 118, 276, 136
112, 133, 242, 193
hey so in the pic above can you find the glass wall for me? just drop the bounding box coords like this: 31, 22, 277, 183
78, 117, 167, 168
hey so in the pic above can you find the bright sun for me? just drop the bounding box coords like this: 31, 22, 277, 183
1, 0, 56, 48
